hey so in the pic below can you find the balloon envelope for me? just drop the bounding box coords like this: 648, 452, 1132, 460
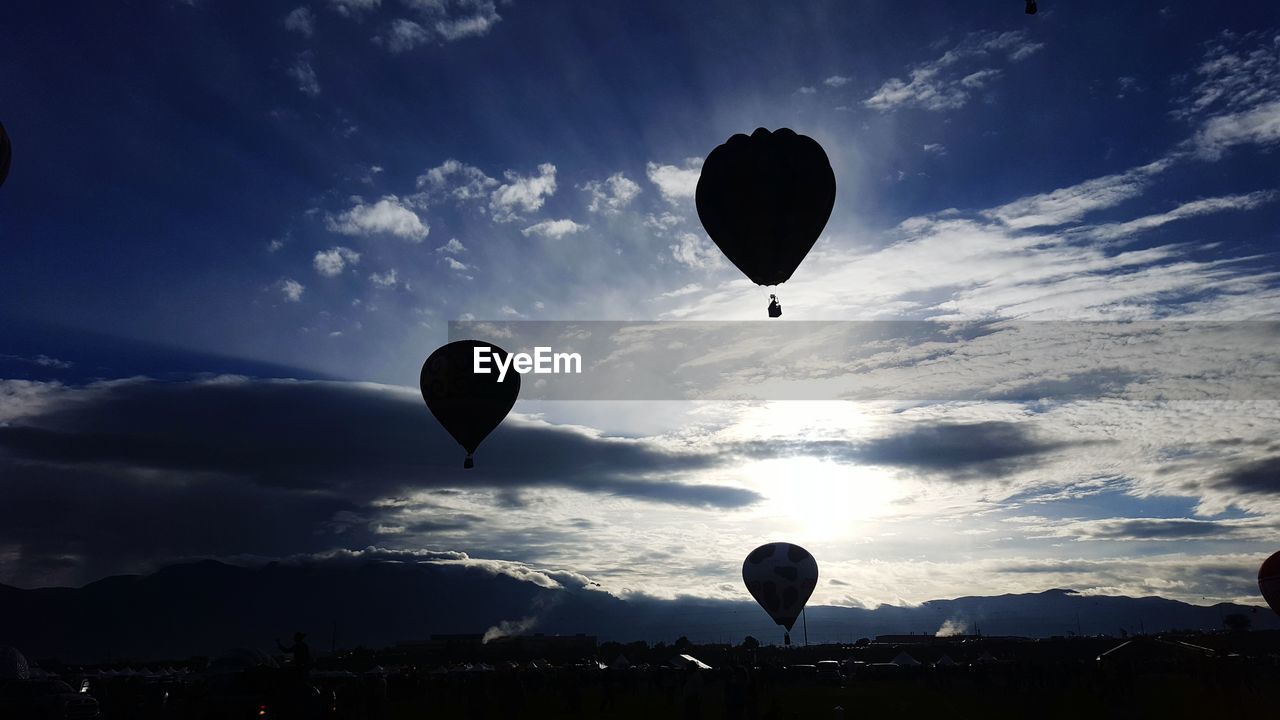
696, 128, 836, 286
0, 122, 10, 188
1260, 550, 1280, 615
742, 542, 819, 631
420, 340, 520, 468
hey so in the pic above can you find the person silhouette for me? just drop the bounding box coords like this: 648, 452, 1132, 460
767, 295, 782, 318
276, 631, 313, 676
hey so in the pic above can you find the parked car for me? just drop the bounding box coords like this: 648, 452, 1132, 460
815, 660, 845, 685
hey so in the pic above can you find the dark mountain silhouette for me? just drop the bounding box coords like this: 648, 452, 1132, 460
1, 558, 1275, 663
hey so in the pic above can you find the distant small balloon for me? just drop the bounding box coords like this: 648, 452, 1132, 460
1025, 1, 1038, 14
742, 542, 819, 631
420, 340, 520, 469
0, 122, 11, 188
1260, 550, 1280, 615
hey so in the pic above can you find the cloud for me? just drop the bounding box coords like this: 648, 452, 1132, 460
983, 158, 1175, 230
445, 257, 470, 272
369, 269, 399, 288
283, 6, 316, 37
436, 238, 466, 254
797, 86, 817, 95
921, 143, 947, 156
1021, 516, 1273, 542
864, 30, 1042, 112
288, 52, 320, 96
329, 0, 380, 18
376, 1, 503, 50
522, 219, 588, 240
646, 158, 703, 204
327, 196, 429, 241
1192, 100, 1280, 159
416, 159, 499, 203
1216, 456, 1280, 496
0, 377, 762, 582
489, 163, 557, 222
823, 75, 852, 88
582, 173, 641, 214
670, 232, 722, 270
278, 278, 305, 302
380, 18, 431, 52
1085, 190, 1278, 241
313, 246, 361, 277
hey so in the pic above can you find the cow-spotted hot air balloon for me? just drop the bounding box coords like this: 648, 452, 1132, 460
1260, 550, 1280, 615
696, 128, 836, 317
420, 340, 520, 469
742, 542, 819, 645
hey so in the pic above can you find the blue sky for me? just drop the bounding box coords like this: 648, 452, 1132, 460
3, 1, 1280, 612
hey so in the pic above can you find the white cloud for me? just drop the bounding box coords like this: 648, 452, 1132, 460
284, 7, 316, 37
823, 75, 852, 88
670, 232, 723, 270
490, 163, 557, 222
984, 158, 1175, 230
279, 278, 305, 302
329, 0, 379, 18
381, 19, 431, 53
922, 143, 947, 156
797, 86, 817, 95
445, 257, 470, 272
1086, 190, 1278, 242
416, 159, 498, 203
644, 212, 683, 234
370, 269, 400, 288
646, 158, 703, 204
377, 0, 502, 50
522, 219, 589, 240
327, 196, 429, 241
582, 173, 641, 214
865, 30, 1041, 112
1193, 100, 1280, 159
437, 238, 466, 254
288, 53, 320, 96
313, 246, 361, 277
659, 283, 704, 299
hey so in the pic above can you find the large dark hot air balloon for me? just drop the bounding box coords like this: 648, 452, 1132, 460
420, 340, 520, 469
696, 128, 836, 314
0, 122, 11, 188
1260, 551, 1280, 615
742, 542, 819, 644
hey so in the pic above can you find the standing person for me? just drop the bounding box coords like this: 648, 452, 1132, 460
276, 632, 313, 677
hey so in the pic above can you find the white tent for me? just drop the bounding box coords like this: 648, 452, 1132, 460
0, 647, 30, 680
891, 651, 921, 667
935, 655, 957, 667
670, 654, 713, 670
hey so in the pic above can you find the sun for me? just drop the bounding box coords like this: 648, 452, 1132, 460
743, 456, 904, 542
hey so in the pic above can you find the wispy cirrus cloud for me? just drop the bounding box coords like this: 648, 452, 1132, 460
864, 30, 1043, 112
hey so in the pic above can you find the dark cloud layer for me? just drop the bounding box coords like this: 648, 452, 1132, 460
0, 376, 758, 586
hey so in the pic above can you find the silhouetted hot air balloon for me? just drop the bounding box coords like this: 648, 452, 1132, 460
1025, 1, 1038, 14
0, 122, 11, 188
742, 542, 819, 644
420, 340, 520, 469
1260, 551, 1280, 615
696, 128, 836, 315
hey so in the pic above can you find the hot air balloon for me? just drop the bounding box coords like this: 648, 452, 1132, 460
742, 542, 819, 644
420, 340, 520, 469
696, 128, 836, 316
0, 122, 11, 188
1260, 550, 1280, 615
1025, 1, 1038, 14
